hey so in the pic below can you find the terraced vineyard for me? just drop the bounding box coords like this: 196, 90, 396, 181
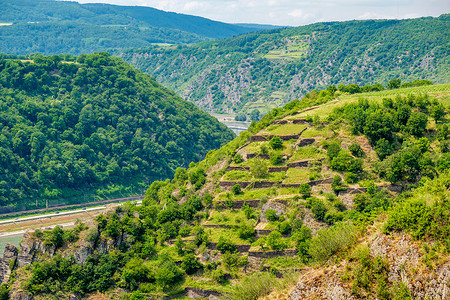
3, 83, 449, 299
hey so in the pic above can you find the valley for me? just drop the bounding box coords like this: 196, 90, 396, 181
1, 83, 447, 299
0, 2, 448, 299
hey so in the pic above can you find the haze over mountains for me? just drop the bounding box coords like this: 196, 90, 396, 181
0, 0, 273, 55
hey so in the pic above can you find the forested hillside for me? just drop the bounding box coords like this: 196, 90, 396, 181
0, 0, 268, 55
120, 15, 450, 115
0, 53, 234, 211
2, 83, 448, 299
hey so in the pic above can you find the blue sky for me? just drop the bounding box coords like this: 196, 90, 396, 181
73, 0, 449, 26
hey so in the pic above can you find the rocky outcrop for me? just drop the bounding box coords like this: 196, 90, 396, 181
290, 232, 450, 299
17, 232, 54, 267
260, 200, 287, 222
290, 268, 355, 300
186, 287, 221, 299
0, 243, 18, 284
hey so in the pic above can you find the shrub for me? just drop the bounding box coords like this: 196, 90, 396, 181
298, 183, 311, 198
374, 138, 393, 160
308, 198, 327, 222
269, 136, 283, 150
330, 151, 363, 173
238, 223, 256, 240
233, 154, 244, 164
217, 236, 237, 254
250, 158, 268, 178
309, 223, 357, 261
211, 267, 229, 283
324, 212, 344, 225
292, 225, 312, 260
331, 175, 347, 194
278, 220, 292, 235
405, 112, 428, 137
327, 142, 341, 160
265, 209, 279, 222
345, 172, 358, 184
269, 153, 283, 165
242, 201, 255, 219
266, 231, 288, 250
202, 193, 214, 208
349, 143, 364, 157
232, 184, 242, 195
181, 253, 202, 275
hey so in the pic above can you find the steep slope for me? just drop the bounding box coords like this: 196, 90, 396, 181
1, 83, 448, 299
120, 15, 450, 115
0, 0, 269, 55
0, 53, 234, 211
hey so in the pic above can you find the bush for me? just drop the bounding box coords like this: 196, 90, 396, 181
238, 223, 256, 240
211, 268, 229, 283
250, 158, 268, 178
269, 136, 283, 150
374, 138, 393, 160
298, 183, 312, 198
266, 231, 288, 250
349, 143, 364, 157
309, 223, 357, 261
308, 198, 327, 222
278, 220, 292, 235
265, 209, 279, 222
181, 253, 202, 275
217, 236, 237, 254
242, 201, 255, 219
405, 112, 428, 137
233, 154, 244, 164
331, 175, 347, 194
232, 184, 242, 195
292, 225, 312, 260
345, 172, 358, 184
269, 153, 283, 165
327, 142, 341, 160
330, 151, 363, 173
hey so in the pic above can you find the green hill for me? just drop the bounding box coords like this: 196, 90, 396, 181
0, 0, 269, 55
0, 53, 234, 211
120, 15, 450, 115
3, 83, 448, 299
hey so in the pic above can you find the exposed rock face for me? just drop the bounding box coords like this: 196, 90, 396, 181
9, 290, 32, 300
17, 232, 54, 267
290, 232, 450, 299
0, 243, 18, 284
260, 200, 287, 223
290, 268, 355, 300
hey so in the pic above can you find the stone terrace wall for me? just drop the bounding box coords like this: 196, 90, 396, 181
287, 158, 325, 168
250, 132, 304, 142
219, 181, 279, 189
248, 249, 297, 258
227, 165, 288, 172
296, 138, 315, 147
214, 199, 260, 209
246, 153, 270, 160
281, 177, 333, 188
207, 243, 251, 253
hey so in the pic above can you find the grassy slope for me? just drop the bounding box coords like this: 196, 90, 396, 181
7, 84, 449, 299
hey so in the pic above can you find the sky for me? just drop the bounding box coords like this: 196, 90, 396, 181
71, 0, 450, 26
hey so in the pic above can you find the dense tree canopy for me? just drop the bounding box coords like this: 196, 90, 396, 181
0, 53, 234, 210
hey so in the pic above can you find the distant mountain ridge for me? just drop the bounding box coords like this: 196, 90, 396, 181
120, 15, 450, 115
0, 0, 267, 55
